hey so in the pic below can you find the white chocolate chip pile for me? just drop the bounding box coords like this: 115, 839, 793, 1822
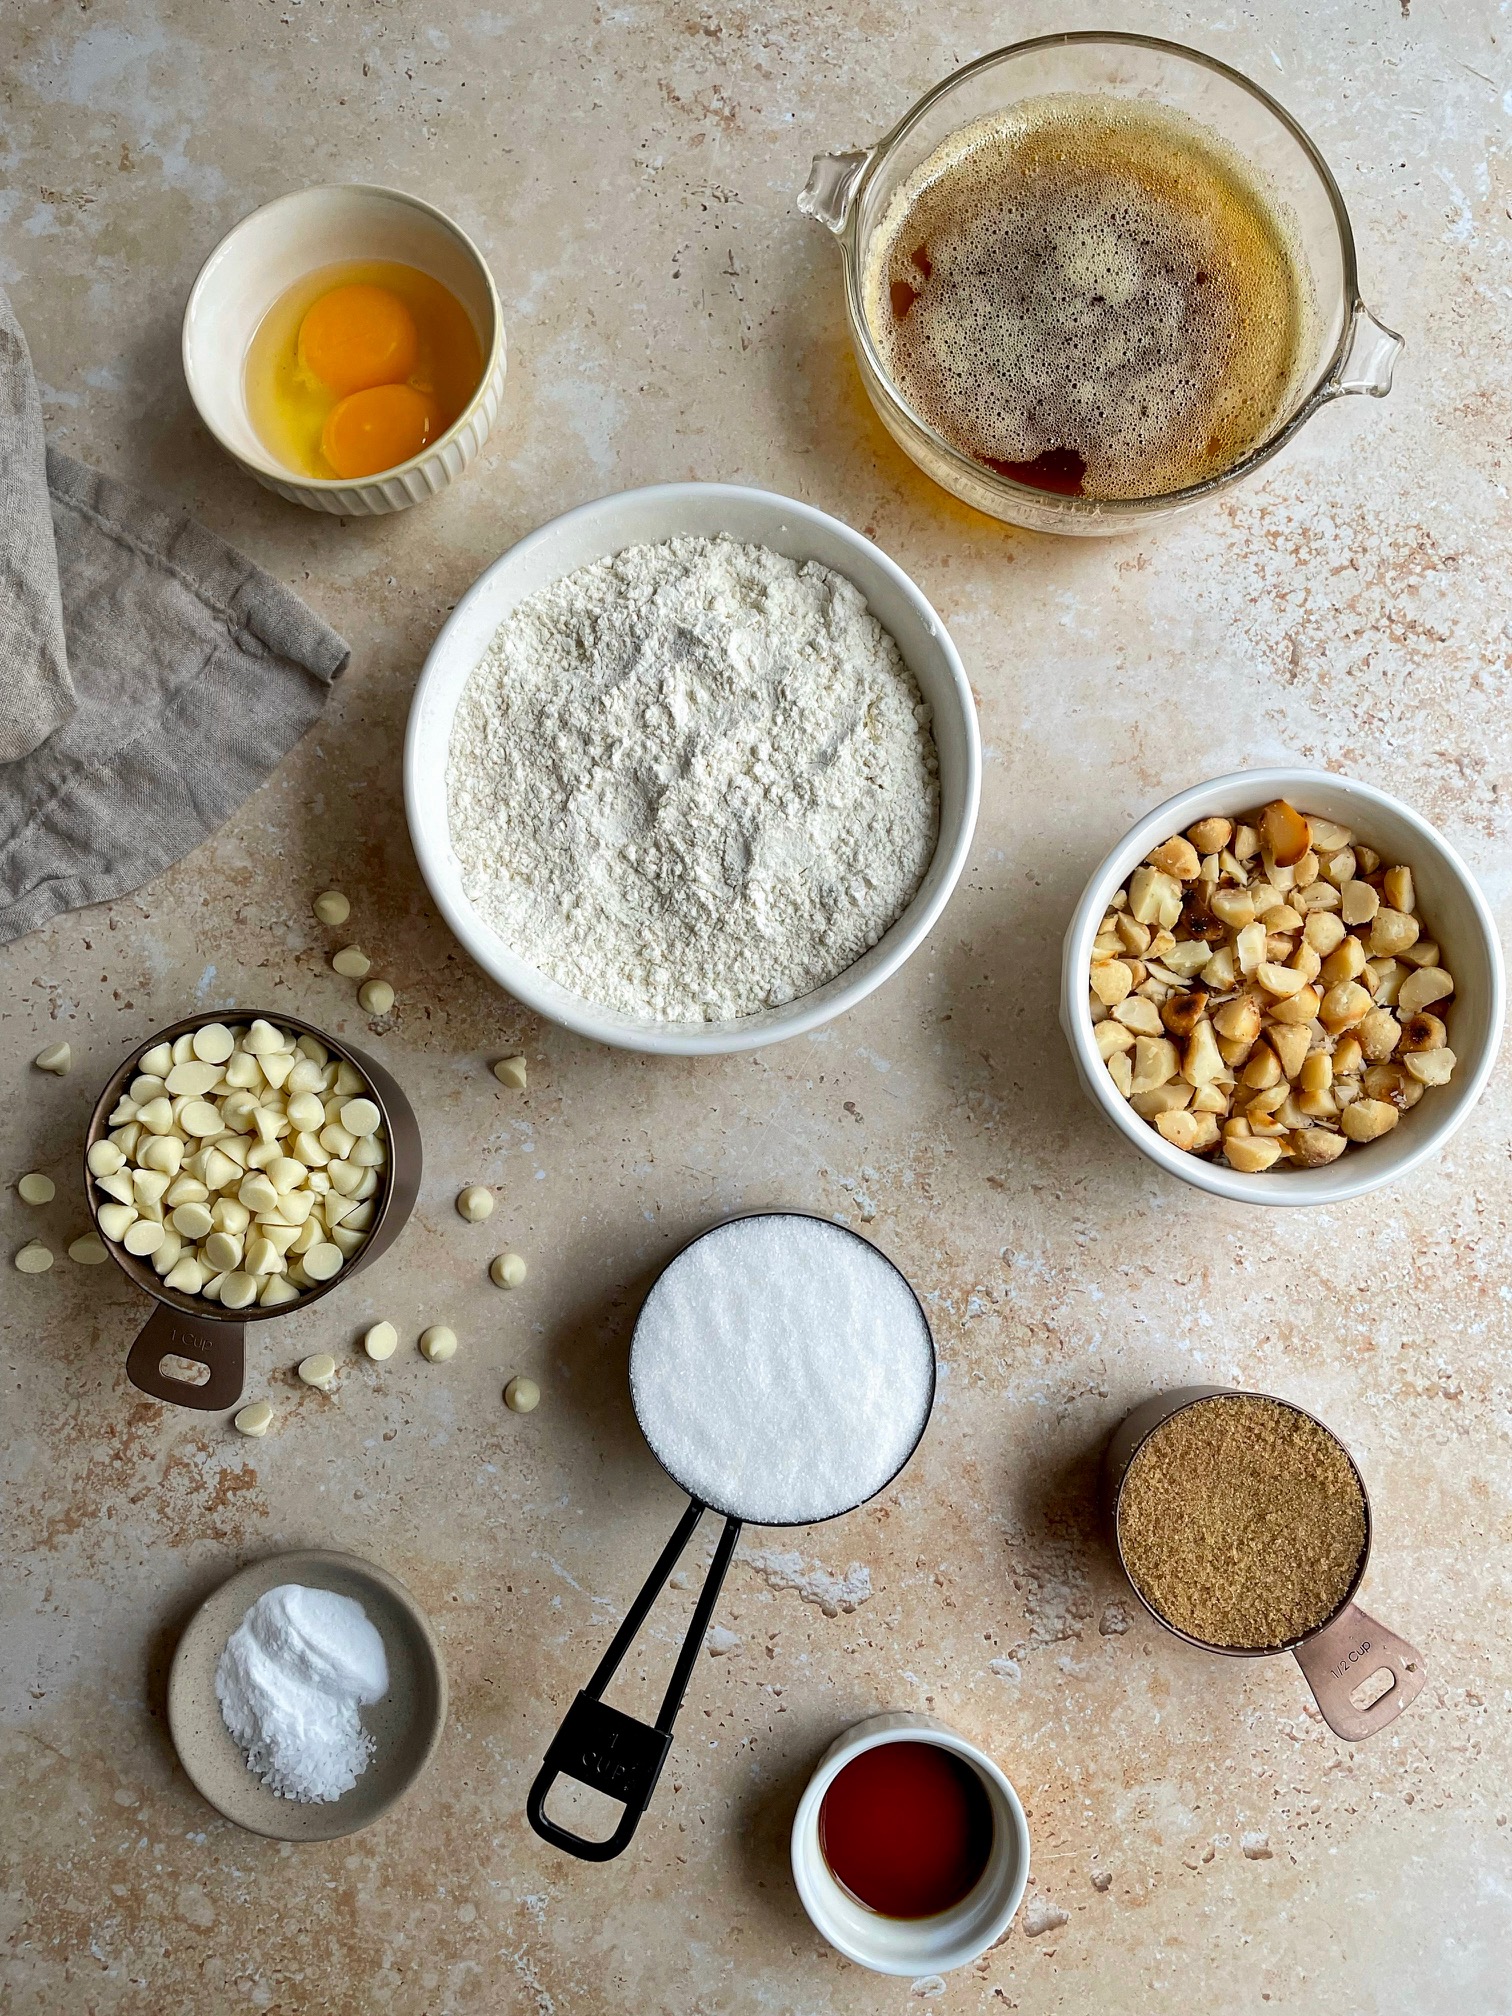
1090, 802, 1457, 1171
89, 1019, 388, 1307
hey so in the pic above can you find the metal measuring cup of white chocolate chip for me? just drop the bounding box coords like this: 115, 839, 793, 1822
1089, 801, 1457, 1172
84, 1012, 422, 1412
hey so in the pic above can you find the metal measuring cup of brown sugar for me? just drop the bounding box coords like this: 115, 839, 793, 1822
1104, 1386, 1426, 1741
83, 1011, 422, 1414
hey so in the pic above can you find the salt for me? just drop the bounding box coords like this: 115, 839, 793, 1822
629, 1215, 935, 1526
215, 1584, 389, 1804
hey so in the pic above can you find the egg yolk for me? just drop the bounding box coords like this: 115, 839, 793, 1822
297, 284, 419, 396
320, 383, 440, 478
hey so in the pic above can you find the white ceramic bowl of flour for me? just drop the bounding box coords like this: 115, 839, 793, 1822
405, 483, 980, 1054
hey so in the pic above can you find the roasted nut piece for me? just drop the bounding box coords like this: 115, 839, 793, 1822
1320, 981, 1372, 1032
1402, 1047, 1455, 1086
1161, 991, 1208, 1039
1148, 835, 1201, 880
1399, 1012, 1446, 1052
1383, 864, 1414, 913
1242, 1045, 1283, 1090
1187, 816, 1233, 854
1090, 959, 1134, 1007
1398, 966, 1454, 1015
1357, 1007, 1401, 1061
1260, 799, 1311, 867
1095, 1020, 1135, 1060
1131, 1083, 1194, 1120
1369, 907, 1419, 958
1341, 1098, 1399, 1142
1363, 1063, 1424, 1110
1341, 880, 1379, 926
1130, 1037, 1180, 1095
1266, 1023, 1312, 1079
1225, 1132, 1286, 1172
1182, 1020, 1226, 1086
1268, 984, 1322, 1027
1114, 996, 1164, 1036
1212, 996, 1262, 1045
1290, 1128, 1349, 1166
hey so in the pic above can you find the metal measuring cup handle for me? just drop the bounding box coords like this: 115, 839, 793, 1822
1291, 1602, 1427, 1741
527, 1500, 743, 1861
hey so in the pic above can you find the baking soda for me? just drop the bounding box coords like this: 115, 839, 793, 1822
629, 1215, 935, 1525
215, 1584, 390, 1803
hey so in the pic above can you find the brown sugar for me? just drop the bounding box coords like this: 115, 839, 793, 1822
1116, 1395, 1367, 1649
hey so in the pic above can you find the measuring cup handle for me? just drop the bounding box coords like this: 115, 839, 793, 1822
126, 1302, 245, 1411
527, 1500, 742, 1860
1292, 1600, 1427, 1740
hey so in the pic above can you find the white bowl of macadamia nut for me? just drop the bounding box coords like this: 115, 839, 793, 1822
1061, 769, 1504, 1206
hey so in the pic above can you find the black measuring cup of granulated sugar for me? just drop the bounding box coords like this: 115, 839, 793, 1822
1105, 1386, 1426, 1740
527, 1210, 936, 1862
84, 1011, 422, 1414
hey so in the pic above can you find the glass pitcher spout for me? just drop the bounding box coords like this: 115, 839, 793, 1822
798, 148, 874, 235
1332, 301, 1403, 399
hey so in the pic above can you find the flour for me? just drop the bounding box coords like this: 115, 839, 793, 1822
445, 537, 940, 1021
215, 1584, 389, 1803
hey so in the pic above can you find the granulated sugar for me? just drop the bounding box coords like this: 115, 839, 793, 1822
215, 1584, 390, 1803
629, 1215, 935, 1525
445, 537, 940, 1021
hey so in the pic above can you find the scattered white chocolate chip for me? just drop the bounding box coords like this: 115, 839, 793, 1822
504, 1375, 540, 1413
35, 1042, 71, 1075
313, 890, 350, 926
15, 1240, 53, 1273
17, 1172, 55, 1205
420, 1325, 457, 1362
68, 1233, 109, 1265
492, 1055, 527, 1091
490, 1251, 527, 1289
332, 945, 371, 979
358, 979, 395, 1016
234, 1400, 274, 1437
457, 1185, 494, 1223
363, 1320, 398, 1360
298, 1352, 338, 1391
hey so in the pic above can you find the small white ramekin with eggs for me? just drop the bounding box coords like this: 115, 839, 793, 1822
183, 183, 505, 514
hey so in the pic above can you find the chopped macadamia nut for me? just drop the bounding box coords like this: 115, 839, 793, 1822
1092, 806, 1458, 1172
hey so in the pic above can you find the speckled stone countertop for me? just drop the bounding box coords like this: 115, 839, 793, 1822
2, 3, 1509, 2011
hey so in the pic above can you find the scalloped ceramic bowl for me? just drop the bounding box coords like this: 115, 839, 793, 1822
183, 183, 505, 515
1061, 768, 1504, 1206
405, 483, 980, 1056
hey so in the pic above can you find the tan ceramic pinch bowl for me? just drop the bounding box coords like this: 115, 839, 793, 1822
168, 1549, 446, 1841
183, 183, 506, 514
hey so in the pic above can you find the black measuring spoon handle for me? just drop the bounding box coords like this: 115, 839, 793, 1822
527, 1499, 743, 1861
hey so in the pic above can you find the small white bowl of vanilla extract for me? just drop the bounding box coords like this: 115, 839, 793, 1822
791, 1713, 1030, 1975
183, 183, 506, 515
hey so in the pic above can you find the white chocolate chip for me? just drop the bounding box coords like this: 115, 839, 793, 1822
297, 1034, 329, 1065
457, 1185, 494, 1223
332, 946, 371, 979
302, 1243, 344, 1282
35, 1042, 71, 1075
490, 1252, 527, 1289
313, 890, 350, 926
234, 1400, 274, 1436
68, 1233, 109, 1265
420, 1324, 457, 1362
286, 1091, 325, 1131
492, 1055, 527, 1091
15, 1240, 53, 1273
165, 1060, 221, 1096
298, 1352, 338, 1391
123, 1220, 165, 1258
203, 1231, 244, 1274
339, 1098, 381, 1137
220, 1272, 258, 1310
17, 1172, 55, 1205
138, 1042, 173, 1077
97, 1202, 137, 1241
504, 1375, 540, 1413
171, 1202, 215, 1240
164, 1256, 208, 1293
243, 1019, 283, 1056
259, 1275, 300, 1308
192, 1023, 235, 1064
363, 1320, 398, 1360
358, 979, 395, 1016
87, 1140, 126, 1178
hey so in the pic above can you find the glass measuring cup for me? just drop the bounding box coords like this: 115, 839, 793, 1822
800, 32, 1402, 536
527, 1212, 936, 1861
